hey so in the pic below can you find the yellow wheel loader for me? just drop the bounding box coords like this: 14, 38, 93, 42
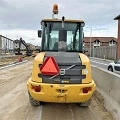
27, 4, 96, 107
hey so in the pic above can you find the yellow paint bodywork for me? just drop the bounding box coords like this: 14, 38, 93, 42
79, 53, 92, 83
31, 52, 45, 83
27, 78, 96, 103
27, 52, 96, 103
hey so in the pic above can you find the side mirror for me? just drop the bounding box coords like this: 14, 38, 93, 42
38, 30, 42, 37
83, 50, 88, 54
114, 60, 117, 64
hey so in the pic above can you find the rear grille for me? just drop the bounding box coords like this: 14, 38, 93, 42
38, 64, 86, 84
38, 52, 86, 84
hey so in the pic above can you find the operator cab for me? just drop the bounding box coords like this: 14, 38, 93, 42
38, 19, 85, 52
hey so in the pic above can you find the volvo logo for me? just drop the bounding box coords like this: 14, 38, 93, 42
60, 69, 65, 75
50, 64, 75, 79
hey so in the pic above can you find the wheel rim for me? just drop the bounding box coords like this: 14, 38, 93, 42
108, 67, 112, 71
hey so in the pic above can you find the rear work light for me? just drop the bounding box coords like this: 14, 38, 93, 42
82, 87, 92, 93
31, 85, 41, 92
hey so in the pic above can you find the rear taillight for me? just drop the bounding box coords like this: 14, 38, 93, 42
82, 87, 92, 93
31, 85, 41, 92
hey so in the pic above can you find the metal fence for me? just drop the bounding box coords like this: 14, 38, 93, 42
0, 35, 14, 55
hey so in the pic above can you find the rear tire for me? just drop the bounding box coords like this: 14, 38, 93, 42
78, 98, 91, 107
108, 66, 113, 72
28, 92, 41, 106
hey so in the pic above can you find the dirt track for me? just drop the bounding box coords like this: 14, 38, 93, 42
0, 60, 114, 120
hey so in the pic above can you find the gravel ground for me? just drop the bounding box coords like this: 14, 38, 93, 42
0, 59, 115, 120
0, 55, 33, 67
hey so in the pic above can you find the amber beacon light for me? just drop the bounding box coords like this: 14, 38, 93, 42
53, 4, 58, 14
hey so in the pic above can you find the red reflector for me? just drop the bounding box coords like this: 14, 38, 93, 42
83, 87, 92, 93
31, 85, 41, 92
40, 57, 60, 75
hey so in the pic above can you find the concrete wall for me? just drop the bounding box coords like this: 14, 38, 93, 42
92, 66, 120, 103
91, 65, 120, 119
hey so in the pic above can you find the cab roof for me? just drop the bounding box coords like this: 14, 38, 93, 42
41, 18, 84, 23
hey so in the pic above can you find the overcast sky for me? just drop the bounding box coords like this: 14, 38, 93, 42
0, 0, 120, 46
